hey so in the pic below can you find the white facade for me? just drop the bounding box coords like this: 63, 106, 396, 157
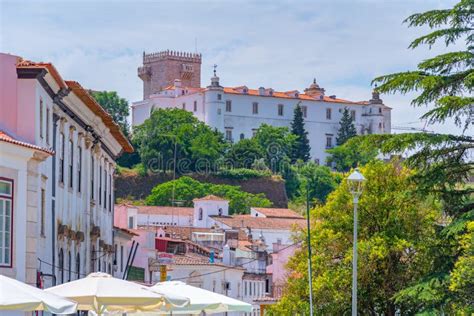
132, 76, 391, 164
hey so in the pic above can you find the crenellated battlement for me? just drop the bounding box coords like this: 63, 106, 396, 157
143, 50, 202, 64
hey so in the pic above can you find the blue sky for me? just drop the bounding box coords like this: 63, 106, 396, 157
0, 0, 466, 135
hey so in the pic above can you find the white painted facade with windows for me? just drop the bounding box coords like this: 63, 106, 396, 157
0, 53, 132, 289
133, 75, 391, 164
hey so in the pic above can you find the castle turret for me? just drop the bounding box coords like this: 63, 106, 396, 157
138, 50, 202, 99
369, 85, 383, 104
204, 66, 225, 132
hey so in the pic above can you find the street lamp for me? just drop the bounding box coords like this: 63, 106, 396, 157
347, 168, 365, 316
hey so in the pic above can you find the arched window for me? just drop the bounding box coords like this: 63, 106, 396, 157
240, 133, 244, 140
58, 249, 64, 284
218, 208, 223, 216
76, 253, 80, 279
198, 208, 203, 220
68, 251, 72, 282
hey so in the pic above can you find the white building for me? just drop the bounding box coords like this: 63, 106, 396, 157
0, 53, 133, 288
132, 50, 391, 164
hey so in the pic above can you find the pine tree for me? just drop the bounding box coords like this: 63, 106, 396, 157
336, 107, 357, 145
290, 103, 311, 162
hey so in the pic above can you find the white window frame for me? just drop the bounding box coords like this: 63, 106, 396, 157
0, 178, 13, 267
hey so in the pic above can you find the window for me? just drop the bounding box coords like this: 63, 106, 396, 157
128, 216, 134, 229
91, 245, 96, 272
278, 104, 284, 116
225, 129, 232, 142
218, 208, 223, 216
301, 106, 307, 118
379, 107, 382, 114
182, 103, 186, 110
91, 156, 95, 200
58, 248, 64, 283
351, 110, 356, 121
193, 101, 197, 112
245, 282, 248, 296
68, 140, 73, 188
252, 102, 258, 114
108, 174, 112, 212
379, 122, 383, 129
40, 188, 45, 237
240, 133, 245, 140
99, 166, 102, 205
198, 208, 203, 221
104, 169, 107, 210
217, 94, 222, 100
314, 158, 320, 165
68, 251, 72, 282
326, 108, 332, 120
39, 98, 44, 139
59, 133, 65, 183
326, 136, 333, 148
76, 253, 80, 278
226, 100, 232, 112
0, 179, 13, 267
77, 147, 82, 192
120, 245, 124, 272
46, 108, 50, 144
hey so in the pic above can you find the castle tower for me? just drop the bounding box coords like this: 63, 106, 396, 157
138, 50, 202, 99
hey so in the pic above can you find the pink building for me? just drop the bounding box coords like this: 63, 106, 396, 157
267, 241, 300, 298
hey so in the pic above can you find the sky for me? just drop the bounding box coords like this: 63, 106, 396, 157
0, 0, 468, 135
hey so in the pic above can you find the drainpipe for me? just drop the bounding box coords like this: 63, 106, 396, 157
51, 114, 59, 284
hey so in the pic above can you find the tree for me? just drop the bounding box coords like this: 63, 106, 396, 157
336, 107, 357, 146
290, 103, 311, 162
224, 138, 265, 169
364, 1, 474, 312
298, 162, 340, 204
145, 176, 272, 214
269, 161, 441, 315
91, 90, 130, 137
133, 108, 226, 173
254, 124, 296, 172
326, 136, 379, 172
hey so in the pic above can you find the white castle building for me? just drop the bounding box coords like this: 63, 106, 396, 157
132, 50, 391, 163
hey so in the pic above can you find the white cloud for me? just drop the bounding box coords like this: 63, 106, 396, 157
0, 0, 465, 135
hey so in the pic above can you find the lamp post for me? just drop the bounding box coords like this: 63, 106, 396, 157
306, 182, 314, 316
347, 168, 366, 316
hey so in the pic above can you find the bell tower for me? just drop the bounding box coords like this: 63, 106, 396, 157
138, 50, 202, 99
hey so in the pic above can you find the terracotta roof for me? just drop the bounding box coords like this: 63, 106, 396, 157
193, 195, 228, 202
252, 207, 303, 219
222, 87, 364, 104
0, 130, 54, 155
212, 215, 306, 230
132, 205, 194, 217
172, 254, 243, 269
113, 226, 138, 236
17, 59, 67, 89
161, 226, 220, 240
65, 81, 133, 153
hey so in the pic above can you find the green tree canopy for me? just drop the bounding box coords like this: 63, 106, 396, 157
270, 161, 441, 315
224, 138, 265, 169
298, 163, 341, 205
254, 124, 297, 172
363, 1, 473, 312
145, 176, 272, 214
336, 107, 357, 146
326, 136, 379, 172
133, 108, 226, 173
290, 103, 311, 162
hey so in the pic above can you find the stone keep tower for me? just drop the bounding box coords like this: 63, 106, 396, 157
138, 50, 202, 99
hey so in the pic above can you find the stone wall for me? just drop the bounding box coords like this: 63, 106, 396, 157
114, 173, 288, 208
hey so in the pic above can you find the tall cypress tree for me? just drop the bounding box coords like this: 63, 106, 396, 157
336, 107, 357, 145
291, 103, 311, 162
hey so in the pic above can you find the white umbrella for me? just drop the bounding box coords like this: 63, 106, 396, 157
45, 272, 189, 314
0, 275, 77, 314
146, 281, 252, 314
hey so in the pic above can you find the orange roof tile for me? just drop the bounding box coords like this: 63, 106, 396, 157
131, 205, 194, 217
193, 195, 228, 202
0, 130, 54, 155
252, 207, 303, 219
65, 81, 133, 153
17, 59, 67, 89
212, 214, 306, 230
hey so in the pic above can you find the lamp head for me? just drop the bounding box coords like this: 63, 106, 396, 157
347, 168, 366, 197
